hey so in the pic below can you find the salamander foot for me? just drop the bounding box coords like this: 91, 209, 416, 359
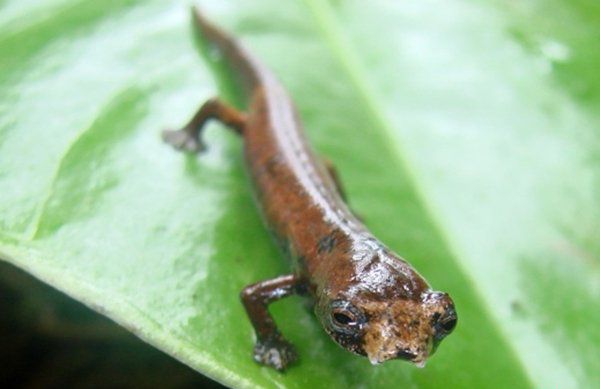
253, 337, 297, 371
162, 128, 206, 153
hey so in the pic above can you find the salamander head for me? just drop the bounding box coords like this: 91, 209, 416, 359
316, 244, 457, 367
315, 262, 456, 366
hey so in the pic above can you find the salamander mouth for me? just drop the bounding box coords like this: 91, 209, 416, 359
366, 347, 428, 365
395, 349, 417, 361
396, 348, 430, 368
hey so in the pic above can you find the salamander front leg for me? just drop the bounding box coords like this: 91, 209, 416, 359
240, 274, 301, 371
163, 97, 246, 153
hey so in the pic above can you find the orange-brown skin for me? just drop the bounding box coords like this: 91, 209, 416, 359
163, 8, 457, 371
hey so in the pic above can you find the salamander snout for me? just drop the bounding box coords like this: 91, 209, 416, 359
358, 291, 457, 367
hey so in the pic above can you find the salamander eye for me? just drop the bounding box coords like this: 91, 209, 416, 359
433, 307, 457, 339
329, 300, 364, 333
332, 309, 356, 326
440, 315, 457, 333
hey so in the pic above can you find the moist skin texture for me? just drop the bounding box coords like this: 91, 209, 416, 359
163, 7, 457, 371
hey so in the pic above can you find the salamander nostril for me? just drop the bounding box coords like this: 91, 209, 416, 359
396, 349, 416, 360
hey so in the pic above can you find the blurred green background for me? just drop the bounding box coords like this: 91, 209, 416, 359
0, 0, 598, 388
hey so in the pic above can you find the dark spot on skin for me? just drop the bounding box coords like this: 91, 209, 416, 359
267, 155, 283, 172
361, 254, 381, 273
258, 154, 284, 178
317, 234, 337, 254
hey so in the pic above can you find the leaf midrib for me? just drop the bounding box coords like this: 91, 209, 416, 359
302, 0, 535, 386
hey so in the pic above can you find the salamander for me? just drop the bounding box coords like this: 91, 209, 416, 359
163, 7, 457, 371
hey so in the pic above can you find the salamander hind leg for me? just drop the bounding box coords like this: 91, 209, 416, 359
322, 157, 347, 201
163, 97, 246, 153
322, 156, 368, 222
240, 274, 301, 371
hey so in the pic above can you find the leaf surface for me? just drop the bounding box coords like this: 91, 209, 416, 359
1, 0, 598, 387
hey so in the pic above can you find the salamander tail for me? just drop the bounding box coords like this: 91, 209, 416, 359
191, 6, 263, 96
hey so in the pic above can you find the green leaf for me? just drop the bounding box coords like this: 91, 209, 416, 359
1, 0, 598, 387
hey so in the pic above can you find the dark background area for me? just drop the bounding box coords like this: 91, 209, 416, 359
0, 261, 226, 388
